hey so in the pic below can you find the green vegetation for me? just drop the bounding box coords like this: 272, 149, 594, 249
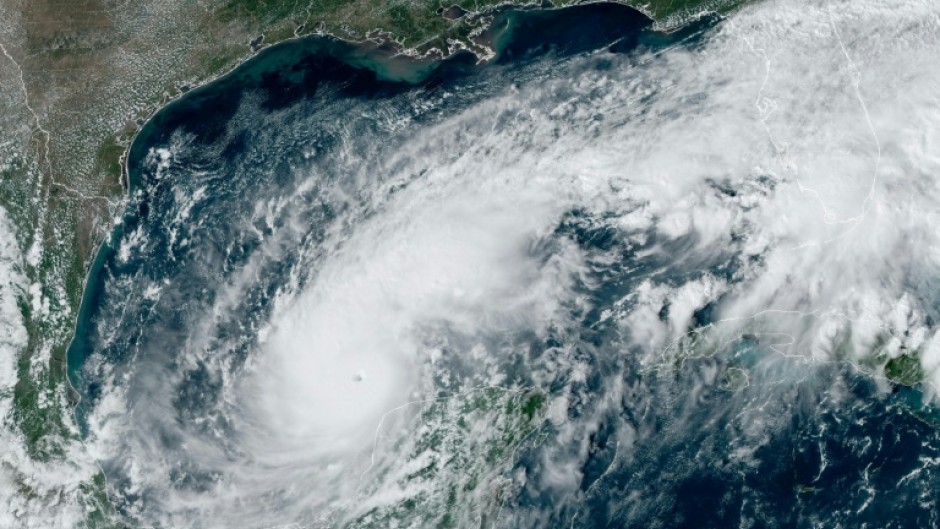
0, 0, 747, 525
214, 0, 748, 57
885, 354, 926, 386
95, 135, 126, 187
867, 332, 928, 386
350, 387, 547, 529
719, 366, 749, 391
639, 0, 752, 22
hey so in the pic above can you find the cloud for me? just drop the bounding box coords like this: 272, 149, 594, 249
0, 207, 100, 528
80, 0, 940, 526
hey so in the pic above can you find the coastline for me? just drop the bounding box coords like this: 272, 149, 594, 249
65, 0, 664, 418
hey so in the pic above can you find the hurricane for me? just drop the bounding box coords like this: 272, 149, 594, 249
69, 0, 940, 527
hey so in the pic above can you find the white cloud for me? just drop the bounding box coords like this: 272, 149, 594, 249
81, 0, 940, 526
0, 207, 99, 528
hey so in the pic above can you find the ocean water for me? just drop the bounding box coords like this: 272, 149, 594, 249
67, 2, 940, 528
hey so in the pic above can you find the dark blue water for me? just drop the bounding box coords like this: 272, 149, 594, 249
66, 3, 940, 528
67, 1, 656, 379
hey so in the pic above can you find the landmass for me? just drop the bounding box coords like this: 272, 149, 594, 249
0, 0, 743, 526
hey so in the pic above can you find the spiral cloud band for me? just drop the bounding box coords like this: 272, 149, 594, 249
74, 0, 940, 527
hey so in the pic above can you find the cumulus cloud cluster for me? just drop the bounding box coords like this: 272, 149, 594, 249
80, 0, 940, 526
0, 208, 100, 528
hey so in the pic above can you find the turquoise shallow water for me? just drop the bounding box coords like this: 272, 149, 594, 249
67, 1, 660, 416
66, 4, 940, 528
